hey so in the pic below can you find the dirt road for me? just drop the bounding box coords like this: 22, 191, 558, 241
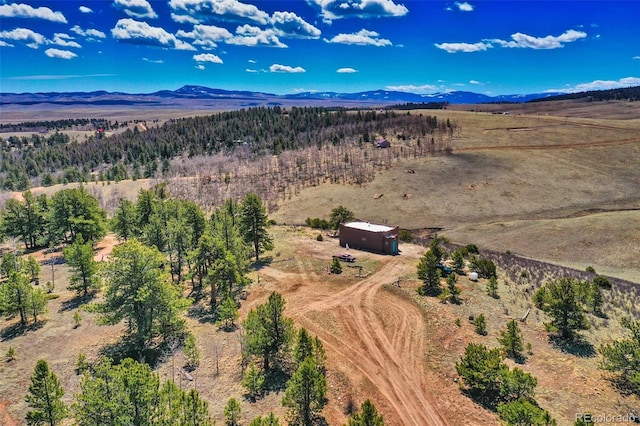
267, 254, 449, 426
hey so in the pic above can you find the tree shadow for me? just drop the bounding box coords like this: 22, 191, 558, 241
98, 336, 162, 367
549, 335, 596, 358
606, 375, 640, 397
187, 302, 218, 324
264, 366, 290, 393
251, 256, 273, 271
59, 293, 95, 312
0, 320, 45, 341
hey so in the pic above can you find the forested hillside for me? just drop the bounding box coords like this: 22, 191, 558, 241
529, 85, 640, 102
0, 107, 456, 191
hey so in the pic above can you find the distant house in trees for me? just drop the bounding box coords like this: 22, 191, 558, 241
376, 139, 391, 148
339, 221, 399, 255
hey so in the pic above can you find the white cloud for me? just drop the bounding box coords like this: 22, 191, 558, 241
554, 77, 640, 93
385, 84, 439, 94
79, 6, 93, 13
325, 29, 392, 46
169, 0, 269, 25
196, 64, 205, 70
633, 56, 640, 60
114, 0, 158, 19
337, 67, 358, 73
71, 25, 107, 39
308, 0, 408, 22
0, 3, 67, 23
45, 48, 77, 59
142, 57, 164, 63
0, 40, 15, 47
437, 29, 587, 53
469, 80, 481, 84
269, 64, 305, 73
452, 1, 474, 11
51, 33, 81, 48
193, 53, 223, 63
248, 59, 256, 63
246, 68, 259, 73
498, 29, 587, 49
171, 13, 199, 24
0, 27, 46, 48
177, 24, 232, 49
434, 41, 490, 53
271, 11, 320, 39
112, 18, 196, 50
227, 25, 286, 47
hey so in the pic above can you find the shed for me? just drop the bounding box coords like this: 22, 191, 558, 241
339, 221, 399, 255
376, 139, 391, 148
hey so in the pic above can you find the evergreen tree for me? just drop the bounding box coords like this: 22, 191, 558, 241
183, 333, 200, 371
2, 191, 47, 250
455, 343, 506, 399
249, 412, 281, 426
474, 314, 487, 336
451, 249, 465, 273
48, 187, 107, 244
534, 278, 589, 340
293, 327, 314, 368
445, 273, 461, 304
25, 359, 67, 426
417, 251, 441, 295
111, 198, 138, 241
224, 398, 241, 426
96, 239, 187, 356
486, 276, 499, 298
329, 205, 354, 231
498, 320, 524, 361
242, 361, 265, 400
64, 236, 100, 296
282, 357, 327, 426
499, 368, 537, 402
589, 283, 604, 316
217, 296, 239, 329
0, 271, 35, 326
497, 399, 555, 426
599, 317, 640, 393
244, 292, 294, 372
240, 193, 273, 262
347, 399, 385, 426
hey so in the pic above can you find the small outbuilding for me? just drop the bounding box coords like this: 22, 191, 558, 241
339, 221, 399, 255
376, 138, 391, 148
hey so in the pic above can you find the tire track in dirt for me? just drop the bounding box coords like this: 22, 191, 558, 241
283, 259, 448, 426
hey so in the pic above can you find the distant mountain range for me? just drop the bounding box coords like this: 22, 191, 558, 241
2, 85, 639, 109
1, 85, 565, 108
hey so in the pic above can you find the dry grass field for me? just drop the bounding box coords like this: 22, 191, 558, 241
1, 99, 639, 425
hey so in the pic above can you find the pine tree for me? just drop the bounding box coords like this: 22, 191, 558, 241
111, 198, 138, 241
534, 278, 590, 340
282, 357, 327, 425
474, 314, 487, 336
446, 273, 461, 304
239, 193, 273, 262
184, 333, 200, 371
347, 399, 385, 426
242, 362, 265, 400
486, 277, 499, 298
417, 251, 440, 295
0, 271, 34, 326
498, 319, 524, 360
293, 328, 314, 367
25, 359, 67, 426
64, 236, 100, 296
224, 398, 241, 426
452, 250, 465, 273
217, 296, 239, 330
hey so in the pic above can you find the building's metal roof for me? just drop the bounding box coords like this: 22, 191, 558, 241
343, 221, 396, 233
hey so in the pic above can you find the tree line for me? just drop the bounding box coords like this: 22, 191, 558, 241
0, 106, 458, 190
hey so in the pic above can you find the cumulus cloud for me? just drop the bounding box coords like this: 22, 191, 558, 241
227, 25, 286, 47
436, 29, 586, 53
454, 1, 473, 11
308, 0, 408, 22
193, 53, 223, 63
325, 29, 392, 46
0, 27, 47, 48
176, 24, 232, 49
385, 83, 439, 94
269, 64, 305, 73
0, 40, 15, 47
337, 67, 358, 73
0, 2, 67, 23
79, 6, 93, 13
71, 25, 107, 39
491, 29, 587, 49
45, 48, 77, 59
271, 11, 320, 39
51, 33, 81, 48
169, 0, 269, 25
196, 64, 205, 70
551, 77, 640, 93
114, 0, 157, 19
112, 18, 196, 50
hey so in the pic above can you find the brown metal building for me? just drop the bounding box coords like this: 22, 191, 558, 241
339, 221, 399, 255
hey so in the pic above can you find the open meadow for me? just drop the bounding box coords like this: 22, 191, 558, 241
1, 99, 639, 425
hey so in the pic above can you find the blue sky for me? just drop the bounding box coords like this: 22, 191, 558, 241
0, 0, 639, 95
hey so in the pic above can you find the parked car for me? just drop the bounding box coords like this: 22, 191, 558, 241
436, 263, 453, 276
333, 254, 356, 262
